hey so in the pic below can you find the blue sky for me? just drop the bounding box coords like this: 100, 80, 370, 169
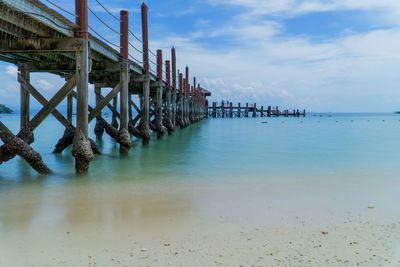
1, 0, 400, 112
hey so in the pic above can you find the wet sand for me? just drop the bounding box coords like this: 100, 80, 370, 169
1, 173, 400, 266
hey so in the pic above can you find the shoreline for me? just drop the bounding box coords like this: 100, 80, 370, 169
1, 172, 400, 266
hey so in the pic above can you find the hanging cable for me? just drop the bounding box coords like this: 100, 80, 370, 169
88, 25, 121, 48
88, 6, 121, 35
45, 0, 77, 17
128, 42, 142, 54
129, 54, 142, 65
129, 29, 142, 43
93, 0, 120, 21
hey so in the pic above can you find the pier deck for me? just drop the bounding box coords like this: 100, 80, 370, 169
0, 0, 209, 173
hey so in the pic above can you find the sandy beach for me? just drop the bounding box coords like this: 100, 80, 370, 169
1, 172, 400, 266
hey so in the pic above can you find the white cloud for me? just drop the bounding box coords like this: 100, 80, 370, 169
6, 66, 17, 76
37, 80, 53, 92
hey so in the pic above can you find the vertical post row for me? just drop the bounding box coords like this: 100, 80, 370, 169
73, 0, 93, 174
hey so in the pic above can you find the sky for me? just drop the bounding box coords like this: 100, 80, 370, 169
1, 0, 400, 112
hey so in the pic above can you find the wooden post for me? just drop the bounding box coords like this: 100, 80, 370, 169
183, 78, 187, 125
185, 66, 189, 126
267, 106, 271, 117
128, 93, 133, 121
140, 3, 150, 145
116, 10, 132, 153
260, 106, 264, 117
171, 48, 177, 126
94, 84, 104, 139
165, 59, 173, 134
73, 0, 93, 174
222, 101, 225, 118
179, 73, 184, 127
238, 102, 241, 117
303, 109, 306, 117
212, 102, 216, 118
19, 65, 30, 129
245, 102, 249, 117
155, 49, 165, 138
253, 103, 257, 117
67, 93, 73, 123
230, 102, 233, 118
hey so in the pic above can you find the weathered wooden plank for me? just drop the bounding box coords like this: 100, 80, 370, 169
0, 38, 84, 53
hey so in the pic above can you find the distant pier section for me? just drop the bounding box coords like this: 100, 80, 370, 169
208, 102, 306, 118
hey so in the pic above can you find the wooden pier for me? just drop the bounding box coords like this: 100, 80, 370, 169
208, 102, 306, 118
0, 0, 210, 174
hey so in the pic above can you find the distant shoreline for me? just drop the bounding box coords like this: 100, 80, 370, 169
0, 104, 13, 114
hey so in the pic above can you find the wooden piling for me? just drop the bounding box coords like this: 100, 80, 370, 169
178, 73, 184, 128
140, 3, 150, 145
116, 10, 132, 153
72, 0, 94, 174
94, 84, 104, 139
19, 65, 30, 129
155, 49, 165, 138
171, 48, 177, 127
253, 103, 257, 117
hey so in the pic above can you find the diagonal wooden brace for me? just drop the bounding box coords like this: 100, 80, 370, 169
18, 74, 73, 129
88, 82, 122, 122
129, 99, 140, 113
25, 75, 77, 131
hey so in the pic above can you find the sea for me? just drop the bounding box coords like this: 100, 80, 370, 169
1, 112, 400, 185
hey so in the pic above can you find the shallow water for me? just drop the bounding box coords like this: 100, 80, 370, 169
1, 113, 400, 185
1, 113, 400, 265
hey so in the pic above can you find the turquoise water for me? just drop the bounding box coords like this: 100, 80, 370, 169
1, 113, 400, 188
